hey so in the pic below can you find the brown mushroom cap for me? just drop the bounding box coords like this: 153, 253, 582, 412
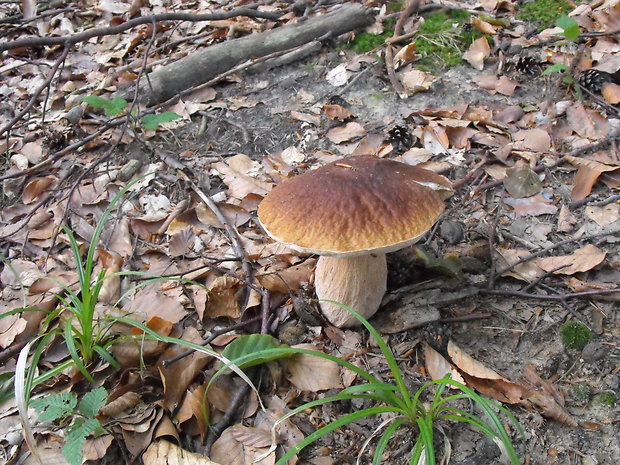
258, 156, 451, 257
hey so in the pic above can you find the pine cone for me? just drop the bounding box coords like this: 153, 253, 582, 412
578, 69, 620, 94
514, 56, 542, 76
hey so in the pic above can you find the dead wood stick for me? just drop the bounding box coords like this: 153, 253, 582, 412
483, 288, 620, 301
0, 9, 282, 52
119, 3, 372, 106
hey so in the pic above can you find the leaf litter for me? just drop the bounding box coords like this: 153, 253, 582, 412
1, 0, 620, 464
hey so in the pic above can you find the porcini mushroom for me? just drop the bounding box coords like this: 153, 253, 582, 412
258, 156, 452, 327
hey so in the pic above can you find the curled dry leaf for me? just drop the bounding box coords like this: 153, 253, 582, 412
283, 343, 343, 391
471, 17, 497, 34
22, 175, 57, 204
564, 154, 619, 201
143, 440, 222, 465
512, 128, 551, 152
326, 122, 366, 144
98, 249, 123, 305
463, 37, 490, 70
424, 343, 464, 384
256, 259, 315, 294
230, 424, 273, 449
83, 435, 114, 462
100, 392, 141, 417
535, 244, 606, 275
495, 248, 545, 282
566, 102, 609, 140
504, 190, 558, 216
206, 276, 242, 319
393, 42, 417, 69
400, 69, 438, 95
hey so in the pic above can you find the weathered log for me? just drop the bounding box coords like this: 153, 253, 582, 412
122, 3, 372, 106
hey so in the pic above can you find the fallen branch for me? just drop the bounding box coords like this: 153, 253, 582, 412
483, 288, 620, 301
120, 3, 372, 105
0, 8, 282, 52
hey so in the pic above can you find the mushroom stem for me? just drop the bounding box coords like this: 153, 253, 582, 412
314, 253, 387, 328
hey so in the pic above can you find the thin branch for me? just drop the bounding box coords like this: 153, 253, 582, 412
483, 288, 620, 301
0, 47, 69, 137
0, 9, 282, 52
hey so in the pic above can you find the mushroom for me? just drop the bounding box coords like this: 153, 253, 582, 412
258, 156, 452, 327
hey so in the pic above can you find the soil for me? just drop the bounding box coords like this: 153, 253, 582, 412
150, 48, 619, 464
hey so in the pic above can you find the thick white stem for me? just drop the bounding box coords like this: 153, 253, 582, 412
314, 253, 387, 328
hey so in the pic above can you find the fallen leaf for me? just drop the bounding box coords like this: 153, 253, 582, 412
283, 343, 342, 391
473, 75, 518, 96
557, 205, 577, 232
535, 244, 606, 275
144, 440, 222, 465
463, 37, 490, 70
566, 102, 609, 139
210, 424, 275, 465
471, 17, 497, 34
504, 191, 558, 216
503, 166, 542, 198
424, 343, 464, 384
322, 104, 354, 121
326, 122, 366, 144
22, 176, 57, 204
393, 43, 417, 69
584, 204, 620, 226
602, 82, 620, 104
495, 248, 545, 282
512, 128, 551, 152
565, 154, 619, 201
400, 69, 438, 94
326, 63, 349, 87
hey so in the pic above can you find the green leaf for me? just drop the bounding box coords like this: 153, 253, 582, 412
222, 334, 290, 370
63, 418, 101, 465
81, 96, 127, 116
556, 16, 580, 41
78, 387, 107, 418
541, 63, 568, 75
141, 112, 182, 130
30, 393, 77, 422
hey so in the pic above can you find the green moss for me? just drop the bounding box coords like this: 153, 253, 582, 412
519, 0, 572, 29
341, 17, 396, 53
414, 11, 482, 73
570, 383, 590, 403
593, 392, 617, 407
559, 321, 592, 351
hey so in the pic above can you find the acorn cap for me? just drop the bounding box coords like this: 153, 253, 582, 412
258, 156, 451, 257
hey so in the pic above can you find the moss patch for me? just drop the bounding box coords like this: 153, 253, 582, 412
559, 321, 592, 351
341, 18, 396, 53
414, 11, 482, 73
593, 392, 617, 407
519, 0, 572, 29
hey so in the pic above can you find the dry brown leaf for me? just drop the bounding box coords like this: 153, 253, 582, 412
206, 276, 242, 319
22, 176, 57, 204
472, 75, 518, 96
393, 43, 417, 69
123, 288, 187, 323
565, 154, 619, 201
176, 384, 208, 439
0, 312, 27, 349
108, 218, 134, 257
351, 133, 386, 156
322, 104, 354, 121
535, 244, 606, 275
557, 205, 577, 232
283, 343, 342, 391
144, 440, 222, 465
158, 327, 213, 411
512, 128, 551, 152
326, 122, 366, 144
230, 424, 273, 449
100, 392, 141, 417
602, 82, 620, 104
448, 340, 508, 381
463, 37, 490, 70
213, 159, 273, 200
256, 259, 316, 294
495, 248, 545, 282
290, 111, 320, 126
169, 227, 196, 257
98, 249, 123, 305
566, 102, 609, 139
504, 192, 558, 216
423, 343, 464, 384
422, 124, 449, 155
83, 435, 114, 462
471, 17, 497, 34
210, 425, 275, 465
584, 204, 620, 226
400, 69, 438, 94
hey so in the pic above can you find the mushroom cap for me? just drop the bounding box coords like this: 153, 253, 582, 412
258, 156, 452, 257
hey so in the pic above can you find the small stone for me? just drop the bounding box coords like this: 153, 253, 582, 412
440, 220, 464, 245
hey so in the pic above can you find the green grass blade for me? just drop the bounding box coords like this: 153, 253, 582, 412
372, 417, 406, 465
64, 320, 94, 383
275, 406, 397, 465
93, 345, 120, 370
321, 300, 412, 407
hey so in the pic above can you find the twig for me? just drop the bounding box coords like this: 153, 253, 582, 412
0, 9, 282, 52
569, 193, 620, 209
260, 290, 271, 335
523, 264, 570, 293
486, 207, 500, 290
188, 179, 254, 305
452, 155, 488, 190
482, 288, 620, 301
0, 47, 69, 137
